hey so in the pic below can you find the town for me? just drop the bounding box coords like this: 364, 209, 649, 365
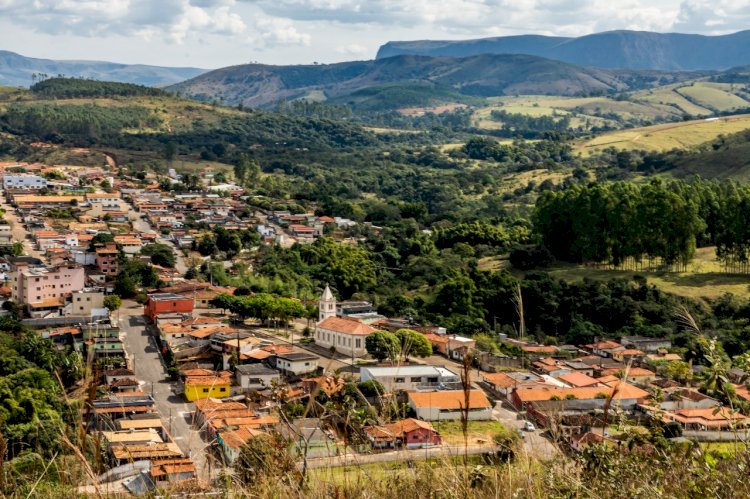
0, 159, 743, 495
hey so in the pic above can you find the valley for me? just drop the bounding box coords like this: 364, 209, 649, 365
4, 22, 750, 499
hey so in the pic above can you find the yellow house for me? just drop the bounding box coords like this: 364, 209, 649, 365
184, 375, 232, 402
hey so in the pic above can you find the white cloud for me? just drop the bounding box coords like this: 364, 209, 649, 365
251, 16, 312, 47
336, 43, 369, 56
1, 0, 750, 67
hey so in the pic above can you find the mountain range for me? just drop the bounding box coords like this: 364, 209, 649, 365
376, 30, 750, 71
168, 53, 705, 110
0, 50, 206, 88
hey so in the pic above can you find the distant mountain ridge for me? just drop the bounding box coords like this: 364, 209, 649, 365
0, 50, 207, 88
169, 53, 705, 110
377, 30, 750, 71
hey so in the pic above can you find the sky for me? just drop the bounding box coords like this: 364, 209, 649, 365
0, 0, 749, 69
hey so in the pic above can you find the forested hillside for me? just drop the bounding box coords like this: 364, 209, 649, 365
169, 53, 700, 110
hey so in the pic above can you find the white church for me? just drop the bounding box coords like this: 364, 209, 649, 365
314, 285, 376, 357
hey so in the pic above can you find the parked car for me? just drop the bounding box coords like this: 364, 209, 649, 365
524, 421, 536, 432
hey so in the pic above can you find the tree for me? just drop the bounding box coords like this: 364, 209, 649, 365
197, 234, 217, 256
103, 295, 122, 313
215, 228, 242, 257
365, 331, 400, 361
89, 232, 115, 251
140, 243, 176, 268
395, 328, 432, 358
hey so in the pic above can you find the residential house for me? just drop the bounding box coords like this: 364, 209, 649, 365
620, 335, 672, 353
275, 352, 319, 376
662, 407, 750, 430
407, 390, 493, 421
95, 244, 120, 276
556, 372, 602, 388
217, 427, 265, 465
587, 341, 626, 358
236, 364, 281, 391
611, 349, 646, 363
600, 367, 656, 384
65, 289, 106, 317
359, 365, 461, 392
511, 383, 649, 412
144, 293, 194, 321
481, 371, 550, 400
423, 333, 476, 361
364, 418, 441, 449
184, 372, 232, 402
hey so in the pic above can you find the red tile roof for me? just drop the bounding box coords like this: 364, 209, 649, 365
408, 390, 491, 410
317, 316, 377, 335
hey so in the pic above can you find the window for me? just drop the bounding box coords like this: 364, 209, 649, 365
77, 297, 81, 302
427, 377, 438, 383
395, 377, 405, 383
355, 339, 361, 348
202, 388, 209, 393
219, 387, 226, 392
411, 377, 422, 382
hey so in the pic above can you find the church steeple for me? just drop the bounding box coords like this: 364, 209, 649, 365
319, 284, 336, 322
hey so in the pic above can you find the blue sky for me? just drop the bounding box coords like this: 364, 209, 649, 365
0, 0, 747, 68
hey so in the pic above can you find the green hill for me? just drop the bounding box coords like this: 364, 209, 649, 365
0, 81, 379, 168
169, 54, 701, 111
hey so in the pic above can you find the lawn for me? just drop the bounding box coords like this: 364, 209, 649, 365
543, 247, 750, 301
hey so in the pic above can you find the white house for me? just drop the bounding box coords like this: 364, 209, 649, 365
236, 364, 281, 390
274, 352, 318, 375
360, 365, 461, 392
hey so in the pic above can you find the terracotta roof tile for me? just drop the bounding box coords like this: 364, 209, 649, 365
408, 390, 491, 410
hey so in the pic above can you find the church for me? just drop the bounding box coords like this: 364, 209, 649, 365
314, 285, 377, 357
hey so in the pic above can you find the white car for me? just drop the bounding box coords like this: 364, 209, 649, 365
524, 421, 536, 432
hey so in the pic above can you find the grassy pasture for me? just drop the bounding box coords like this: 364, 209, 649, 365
543, 247, 750, 301
677, 83, 750, 112
635, 87, 712, 116
575, 114, 750, 155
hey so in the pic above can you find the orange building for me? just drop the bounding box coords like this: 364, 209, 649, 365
144, 293, 194, 321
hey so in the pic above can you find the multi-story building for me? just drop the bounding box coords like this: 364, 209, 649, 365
95, 244, 120, 276
11, 264, 86, 312
2, 174, 47, 190
144, 293, 194, 321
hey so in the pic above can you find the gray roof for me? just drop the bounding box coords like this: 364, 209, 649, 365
236, 364, 279, 376
276, 352, 318, 361
360, 365, 458, 378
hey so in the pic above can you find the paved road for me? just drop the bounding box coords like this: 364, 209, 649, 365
0, 192, 43, 260
127, 203, 188, 275
119, 301, 209, 478
304, 443, 499, 469
493, 402, 558, 459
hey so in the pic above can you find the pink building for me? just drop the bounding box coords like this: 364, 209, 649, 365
11, 264, 86, 312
